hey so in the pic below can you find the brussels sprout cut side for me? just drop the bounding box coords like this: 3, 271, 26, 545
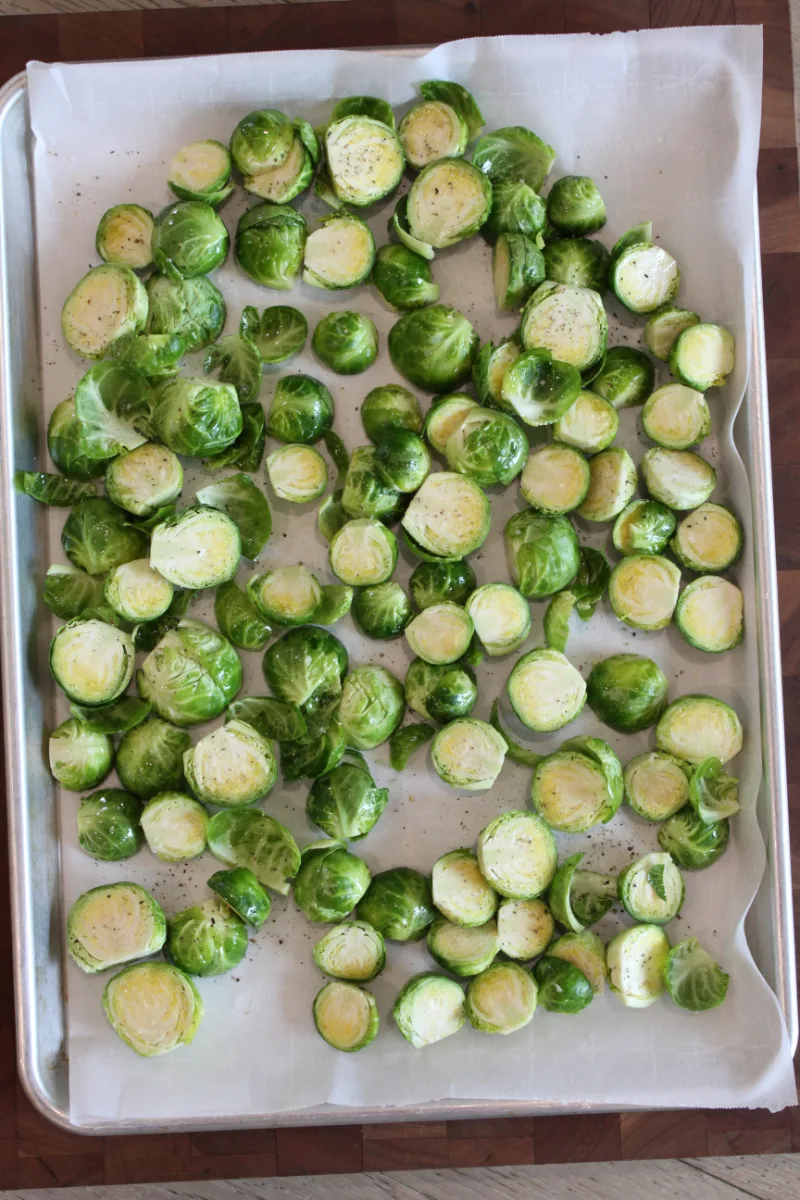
406, 158, 491, 249
432, 849, 498, 928
330, 519, 398, 586
248, 564, 321, 627
520, 444, 590, 515
314, 921, 386, 981
675, 576, 744, 654
671, 503, 743, 573
586, 653, 668, 733
670, 323, 735, 391
96, 204, 155, 270
531, 751, 611, 834
63, 265, 148, 360
663, 938, 729, 1011
405, 602, 474, 665
608, 554, 681, 632
496, 897, 555, 961
105, 444, 183, 517
493, 234, 545, 309
424, 394, 479, 454
607, 924, 670, 1008
403, 472, 490, 560
641, 448, 716, 511
624, 751, 691, 822
169, 139, 233, 206
577, 447, 637, 523
103, 962, 202, 1057
184, 720, 276, 808
618, 851, 685, 924
357, 867, 435, 942
267, 444, 328, 504
150, 506, 241, 590
642, 384, 711, 450
521, 282, 608, 373
325, 115, 404, 207
612, 499, 676, 557
553, 390, 619, 454
658, 806, 730, 870
507, 647, 586, 733
68, 882, 166, 975
611, 237, 680, 314
49, 718, 113, 792
431, 718, 507, 791
427, 917, 498, 977
140, 791, 207, 863
656, 694, 743, 766
304, 214, 376, 290
399, 99, 468, 169
51, 619, 135, 708
549, 931, 608, 996
105, 560, 174, 624
314, 981, 380, 1052
466, 961, 537, 1035
394, 973, 466, 1047
244, 133, 315, 204
466, 583, 530, 657
477, 810, 557, 900
643, 305, 700, 362
590, 346, 655, 410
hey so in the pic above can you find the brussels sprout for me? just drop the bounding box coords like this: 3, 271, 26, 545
586, 653, 668, 733
589, 346, 655, 411
426, 916, 499, 978
507, 647, 586, 733
642, 383, 710, 451
391, 194, 435, 260
351, 582, 412, 641
50, 618, 135, 707
409, 559, 476, 611
401, 94, 470, 173
413, 80, 482, 139
326, 115, 404, 207
96, 204, 155, 269
147, 273, 225, 351
116, 717, 191, 798
153, 201, 229, 280
103, 961, 202, 1056
62, 265, 148, 360
357, 867, 434, 942
168, 896, 248, 977
244, 133, 315, 204
504, 511, 580, 600
69, 696, 150, 737
430, 718, 507, 791
492, 234, 545, 310
361, 384, 423, 442
371, 244, 439, 312
612, 499, 676, 557
208, 867, 270, 929
547, 174, 605, 233
689, 756, 740, 822
231, 109, 294, 175
559, 734, 623, 822
113, 332, 187, 381
607, 923, 670, 1009
313, 980, 380, 1052
61, 498, 146, 577
168, 139, 233, 206
340, 446, 404, 523
611, 239, 680, 314
608, 554, 681, 632
104, 444, 183, 519
477, 810, 557, 901
670, 323, 735, 390
150, 507, 241, 590
389, 305, 479, 393
304, 213, 376, 290
483, 179, 547, 243
671, 503, 743, 573
392, 973, 466, 1050
495, 897, 553, 962
466, 961, 537, 1034
67, 881, 166, 975
49, 718, 113, 791
294, 840, 371, 923
403, 472, 491, 559
267, 444, 329, 505
500, 349, 582, 427
267, 375, 334, 448
618, 851, 685, 925
405, 602, 474, 666
534, 954, 594, 1014
152, 377, 242, 458
675, 576, 744, 654
472, 125, 555, 191
207, 808, 300, 894
432, 849, 498, 928
235, 203, 307, 290
473, 340, 523, 409
329, 518, 398, 588
306, 756, 388, 842
521, 282, 608, 372
213, 581, 271, 652
405, 659, 476, 724
390, 722, 435, 769
406, 158, 491, 248
423, 393, 479, 454
624, 751, 692, 822
375, 430, 431, 492
135, 587, 196, 651
663, 937, 730, 1011
543, 590, 575, 653
315, 584, 354, 627
77, 787, 143, 861
104, 559, 173, 624
337, 665, 405, 750
659, 805, 730, 869
184, 720, 276, 808
548, 852, 616, 933
248, 565, 322, 628
240, 305, 307, 366
656, 694, 743, 766
543, 237, 609, 292
140, 790, 207, 863
463, 583, 529, 659
69, 366, 151, 469
263, 626, 347, 720
314, 920, 386, 981
444, 407, 528, 488
643, 304, 701, 362
137, 619, 242, 727
576, 447, 638, 523
45, 400, 113, 482
227, 696, 306, 743
203, 336, 262, 408
520, 445, 590, 516
281, 724, 347, 783
531, 750, 610, 834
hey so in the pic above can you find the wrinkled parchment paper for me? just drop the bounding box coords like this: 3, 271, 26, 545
27, 28, 797, 1124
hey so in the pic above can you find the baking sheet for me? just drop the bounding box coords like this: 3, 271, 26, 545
25, 28, 797, 1123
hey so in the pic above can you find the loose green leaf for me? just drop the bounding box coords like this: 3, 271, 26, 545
133, 589, 193, 652
214, 580, 272, 651
125, 504, 177, 534
15, 471, 97, 506
489, 699, 541, 768
390, 723, 435, 771
43, 565, 105, 620
420, 81, 485, 141
240, 305, 308, 364
317, 489, 348, 544
315, 584, 353, 625
70, 697, 152, 734
227, 696, 307, 743
544, 590, 576, 652
196, 472, 272, 559
204, 402, 266, 473
647, 864, 667, 902
689, 756, 741, 823
573, 547, 611, 619
324, 430, 350, 485
203, 334, 262, 404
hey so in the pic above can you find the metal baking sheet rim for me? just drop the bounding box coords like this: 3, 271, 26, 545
0, 67, 794, 1135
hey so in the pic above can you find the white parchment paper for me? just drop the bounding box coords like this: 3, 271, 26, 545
26, 29, 798, 1123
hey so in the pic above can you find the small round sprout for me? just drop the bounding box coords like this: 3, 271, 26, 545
608, 554, 681, 632
140, 791, 208, 862
168, 897, 248, 977
531, 750, 610, 834
623, 751, 692, 822
500, 349, 582, 427
102, 961, 202, 1057
644, 305, 701, 361
113, 331, 187, 381
548, 930, 608, 996
410, 558, 476, 611
405, 659, 478, 723
504, 511, 580, 599
304, 213, 376, 289
399, 99, 468, 168
375, 429, 431, 492
49, 718, 113, 792
267, 444, 328, 504
586, 653, 668, 733
534, 955, 593, 1013
96, 204, 155, 270
104, 559, 174, 624
330, 518, 398, 586
314, 921, 386, 981
577, 447, 637, 523
444, 407, 528, 488
496, 898, 555, 961
611, 242, 680, 314
372, 244, 439, 311
612, 499, 676, 557
689, 757, 740, 823
247, 565, 321, 627
62, 265, 148, 360
655, 694, 743, 766
150, 507, 240, 590
473, 340, 523, 409
208, 868, 271, 929
618, 852, 685, 925
466, 583, 530, 657
67, 882, 166, 974
394, 973, 466, 1048
352, 582, 412, 640
312, 311, 378, 375
553, 390, 619, 454
337, 665, 405, 750
507, 647, 586, 733
262, 625, 347, 712
466, 961, 537, 1035
607, 924, 671, 1009
403, 472, 491, 559
294, 842, 372, 924
50, 618, 135, 707
105, 444, 183, 517
244, 134, 314, 204
675, 576, 744, 654
670, 323, 735, 390
642, 384, 711, 450
492, 234, 545, 309
389, 305, 479, 393
77, 788, 143, 861
326, 114, 404, 206
153, 200, 229, 279
663, 937, 730, 1011
306, 759, 388, 842
642, 448, 716, 511
234, 202, 307, 290
341, 445, 404, 523
424, 393, 479, 454
547, 176, 606, 235
520, 282, 608, 372
406, 158, 491, 247
544, 237, 609, 291
590, 346, 655, 410
230, 109, 295, 175
151, 377, 242, 458
432, 849, 498, 928
168, 139, 233, 206
116, 718, 191, 799
405, 602, 474, 665
427, 917, 498, 977
146, 274, 225, 352
183, 720, 276, 808
431, 718, 506, 791
361, 384, 423, 442
520, 444, 590, 515
313, 980, 379, 1052
658, 805, 730, 870
477, 811, 557, 900
267, 374, 334, 445
671, 503, 743, 573
357, 867, 435, 942
207, 808, 300, 894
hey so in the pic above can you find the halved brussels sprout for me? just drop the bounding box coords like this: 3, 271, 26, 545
607, 923, 670, 1008
306, 756, 388, 842
477, 810, 557, 900
46, 399, 114, 481
406, 158, 491, 248
427, 916, 499, 977
96, 203, 155, 270
608, 554, 681, 632
235, 203, 307, 290
547, 176, 606, 235
663, 937, 729, 1011
208, 867, 271, 929
203, 336, 262, 408
262, 625, 347, 719
375, 430, 431, 492
105, 444, 183, 518
294, 841, 371, 923
341, 446, 404, 523
466, 961, 537, 1035
226, 696, 306, 743
405, 602, 474, 665
624, 751, 692, 822
466, 583, 530, 657
507, 647, 586, 732
103, 961, 202, 1057
405, 659, 477, 723
472, 125, 555, 191
689, 756, 740, 823
391, 194, 435, 259
482, 179, 546, 243
403, 472, 490, 559
655, 694, 743, 766
444, 407, 527, 488
553, 390, 618, 454
642, 384, 711, 450
504, 511, 580, 599
372, 244, 439, 311
311, 583, 352, 627
152, 377, 242, 458
559, 734, 623, 822
169, 139, 233, 206
473, 339, 523, 410
267, 374, 334, 445
116, 717, 190, 798
424, 393, 479, 453
352, 582, 412, 640
49, 718, 113, 792
586, 653, 668, 733
520, 444, 590, 515
549, 931, 608, 996
230, 109, 294, 175
496, 897, 554, 961
618, 851, 685, 925
244, 134, 315, 204
69, 697, 150, 736
77, 788, 143, 861
394, 972, 466, 1047
361, 384, 423, 442
576, 447, 637, 523
492, 234, 545, 310
389, 305, 478, 393
247, 565, 322, 627
153, 201, 229, 280
643, 305, 701, 361
312, 311, 378, 375
314, 981, 379, 1052
670, 323, 735, 390
675, 576, 744, 654
140, 791, 207, 862
168, 897, 248, 977
500, 349, 582, 427
521, 282, 608, 373
330, 518, 398, 586
612, 499, 676, 557
357, 867, 435, 942
658, 805, 730, 869
207, 808, 301, 894
67, 882, 166, 974
267, 444, 329, 504
399, 99, 468, 169
241, 305, 307, 365
431, 718, 507, 790
50, 618, 135, 707
113, 332, 186, 381
531, 750, 610, 833
326, 115, 404, 207
137, 619, 242, 727
544, 236, 609, 292
590, 346, 655, 410
671, 503, 743, 573
184, 720, 276, 808
104, 560, 173, 624
150, 506, 240, 590
195, 473, 272, 561
281, 725, 346, 783
611, 241, 680, 314
147, 273, 225, 351
62, 265, 148, 359
534, 954, 593, 1013
420, 80, 484, 138
304, 214, 376, 290
432, 849, 498, 928
410, 558, 476, 611
337, 665, 405, 750
314, 920, 386, 981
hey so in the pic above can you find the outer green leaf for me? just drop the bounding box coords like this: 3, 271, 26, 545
419, 81, 485, 141
70, 697, 151, 734
390, 723, 435, 771
214, 580, 272, 651
324, 431, 350, 485
203, 334, 262, 404
204, 402, 266, 473
572, 547, 610, 619
15, 472, 97, 506
488, 699, 541, 768
544, 591, 575, 653
227, 696, 307, 742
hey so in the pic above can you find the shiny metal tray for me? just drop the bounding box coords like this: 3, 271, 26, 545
0, 69, 795, 1134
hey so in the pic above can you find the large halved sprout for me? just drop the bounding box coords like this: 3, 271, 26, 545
431, 849, 498, 928
104, 559, 173, 624
184, 720, 276, 808
504, 511, 580, 599
477, 810, 557, 899
137, 619, 242, 727
314, 921, 386, 982
150, 506, 240, 590
244, 132, 315, 204
102, 961, 202, 1056
268, 444, 329, 504
656, 694, 743, 766
520, 444, 590, 515
140, 791, 207, 862
67, 882, 166, 974
663, 937, 730, 1011
642, 448, 716, 511
618, 851, 685, 924
466, 961, 537, 1035
606, 923, 670, 1009
330, 518, 398, 586
50, 618, 135, 707
169, 139, 233, 206
507, 647, 585, 732
670, 323, 735, 390
493, 234, 545, 309
586, 653, 668, 733
337, 665, 405, 751
96, 204, 155, 270
608, 554, 681, 632
427, 917, 498, 977
389, 305, 479, 393
521, 282, 607, 373
500, 349, 582, 427
402, 472, 490, 559
577, 447, 637, 523
444, 407, 527, 488
675, 575, 744, 654
314, 981, 379, 1052
671, 503, 743, 573
644, 305, 700, 362
406, 158, 491, 248
466, 583, 530, 657
267, 374, 333, 445
642, 384, 711, 450
304, 214, 376, 290
553, 390, 618, 454
394, 973, 465, 1048
357, 867, 435, 942
312, 311, 378, 375
49, 718, 113, 792
611, 239, 680, 314
399, 99, 468, 169
326, 115, 404, 206
248, 564, 321, 627
207, 808, 300, 894
612, 499, 676, 557
531, 750, 610, 833
623, 751, 691, 822
62, 265, 148, 360
431, 718, 507, 791
405, 602, 474, 665
496, 897, 554, 961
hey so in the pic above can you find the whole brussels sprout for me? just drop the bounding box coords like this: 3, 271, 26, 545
230, 109, 295, 175
312, 311, 378, 375
544, 237, 609, 291
306, 756, 389, 841
547, 176, 606, 235
372, 243, 439, 310
444, 406, 528, 488
153, 201, 229, 279
586, 653, 668, 733
409, 558, 476, 611
357, 867, 435, 942
77, 788, 143, 861
405, 658, 478, 723
389, 305, 479, 393
341, 447, 404, 524
294, 841, 372, 923
116, 717, 191, 799
352, 582, 412, 640
152, 377, 242, 458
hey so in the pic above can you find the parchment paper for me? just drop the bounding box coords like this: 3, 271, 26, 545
27, 28, 797, 1124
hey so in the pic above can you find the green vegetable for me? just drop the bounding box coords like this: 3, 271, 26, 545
267, 444, 328, 504
313, 921, 386, 982
361, 384, 423, 443
62, 497, 148, 576
240, 305, 307, 363
403, 472, 490, 559
214, 581, 272, 652
590, 346, 655, 410
406, 602, 474, 666
496, 897, 554, 961
15, 471, 96, 506
500, 349, 582, 427
534, 955, 593, 1013
608, 554, 681, 632
389, 305, 479, 393
504, 510, 580, 599
618, 852, 685, 924
431, 848, 498, 928
520, 444, 590, 515
77, 787, 143, 861
104, 559, 173, 624
465, 961, 537, 1034
577, 446, 637, 522
586, 653, 668, 733
153, 200, 229, 280
150, 506, 241, 590
409, 558, 476, 611
477, 810, 557, 899
62, 264, 148, 359
466, 583, 530, 657
226, 697, 306, 743
405, 659, 477, 723
235, 202, 307, 290
671, 503, 743, 573
662, 938, 729, 1011
427, 917, 498, 977
168, 897, 247, 977
531, 750, 610, 833
372, 243, 439, 310
669, 323, 735, 390
521, 282, 608, 372
375, 430, 431, 492
507, 647, 586, 733
444, 407, 527, 488
207, 808, 301, 894
105, 444, 183, 518
140, 791, 208, 862
655, 694, 743, 766
184, 720, 276, 808
553, 389, 619, 454
389, 723, 435, 770
398, 98, 468, 170
248, 564, 321, 628
152, 377, 242, 458
658, 806, 730, 870
472, 125, 555, 191
431, 718, 507, 790
357, 867, 435, 942
547, 176, 606, 235
340, 446, 404, 523
689, 756, 740, 822
67, 882, 166, 974
230, 108, 294, 175
642, 383, 710, 450
325, 115, 404, 207
137, 618, 242, 727
306, 756, 388, 842
675, 576, 744, 654
330, 518, 398, 586
337, 665, 405, 750
168, 139, 233, 206
352, 582, 412, 640
610, 238, 680, 314
50, 617, 135, 707
313, 981, 379, 1052
483, 178, 546, 243
96, 203, 155, 269
147, 274, 225, 351
208, 867, 271, 929
294, 841, 371, 923
48, 718, 113, 791
116, 717, 191, 799
544, 237, 609, 291
623, 751, 692, 822
103, 962, 202, 1057
612, 499, 676, 557
607, 923, 670, 1008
